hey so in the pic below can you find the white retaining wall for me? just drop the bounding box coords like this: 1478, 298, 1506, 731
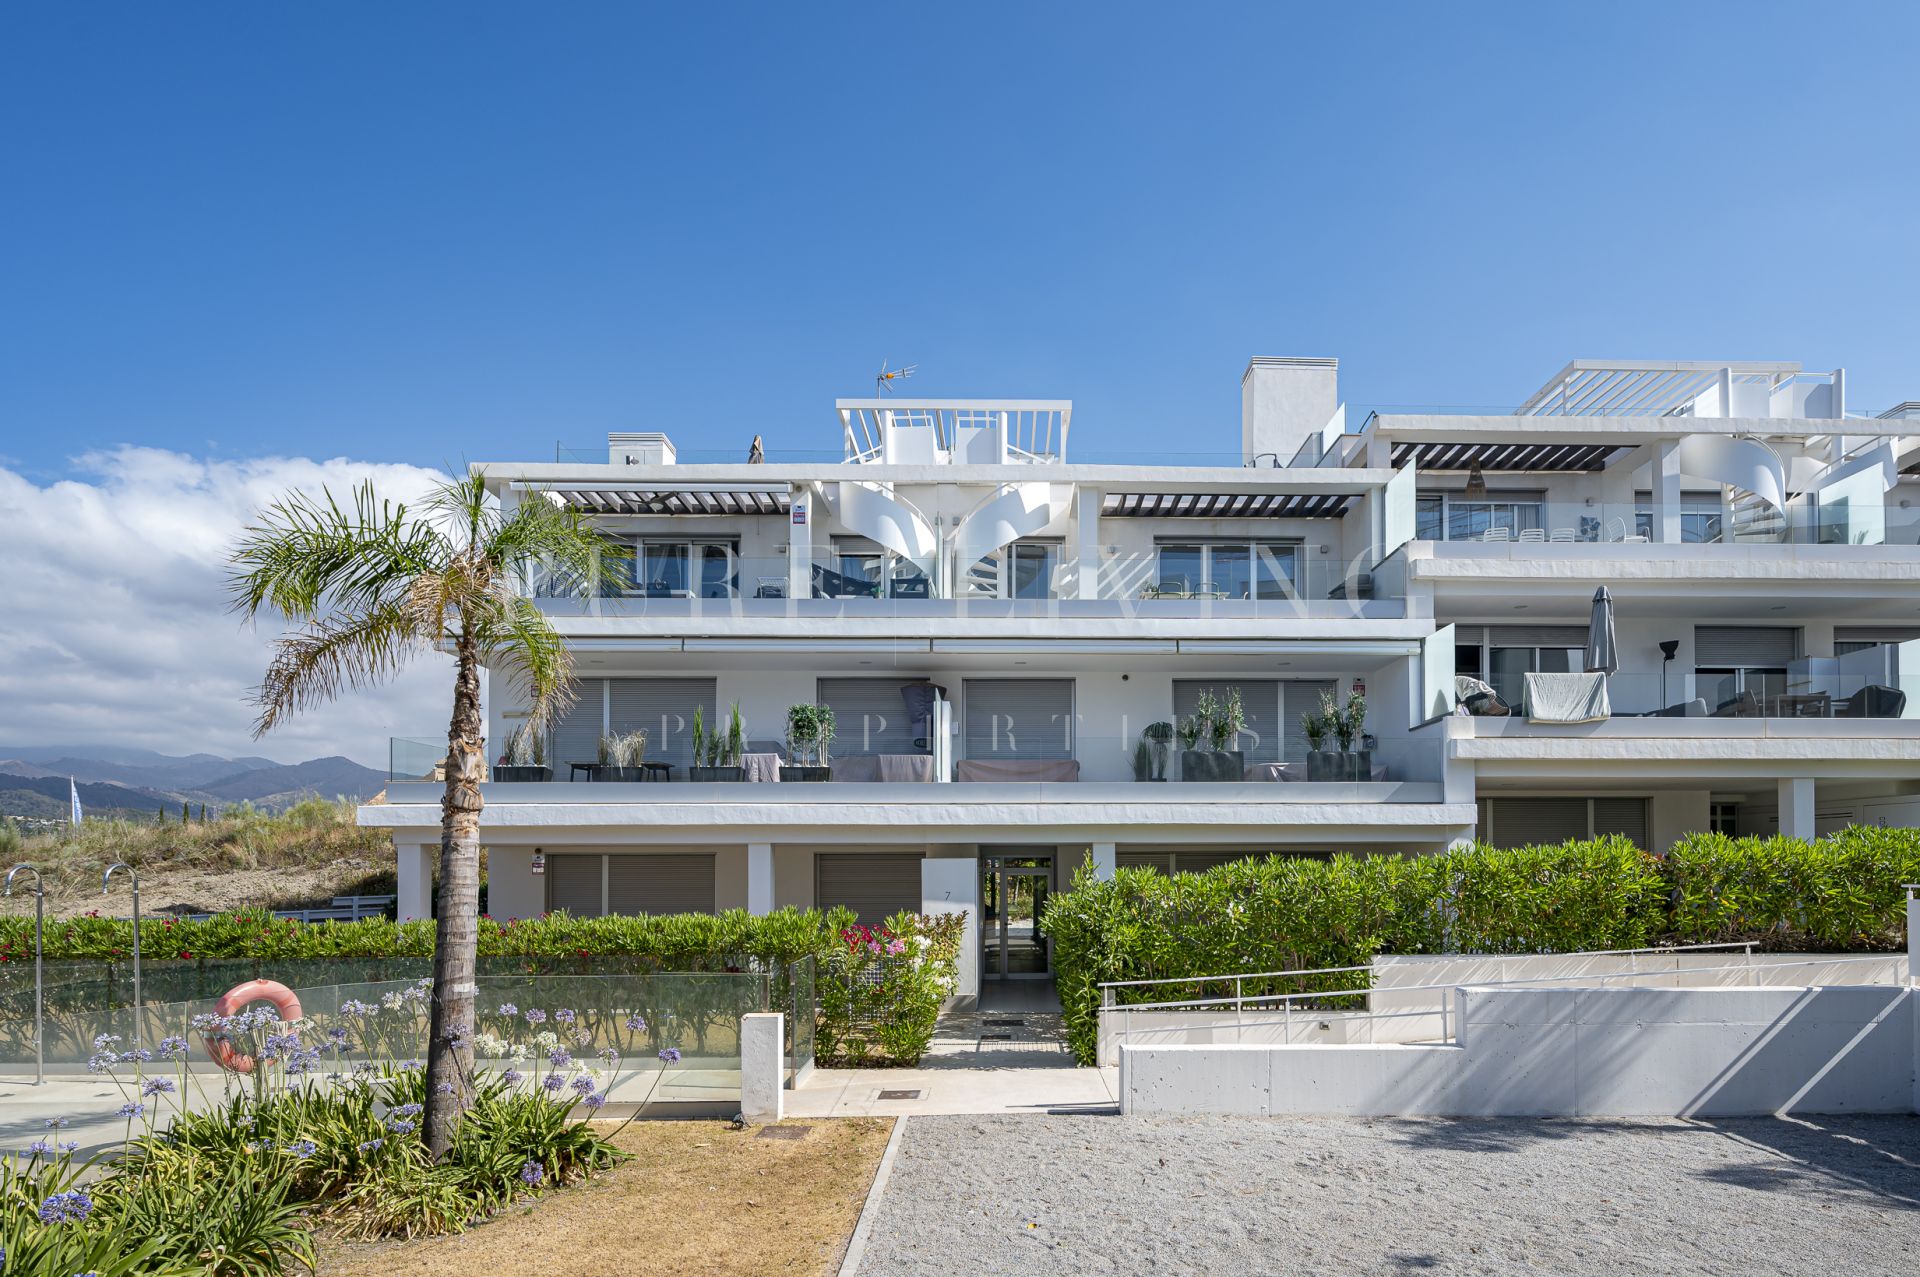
1119, 983, 1917, 1117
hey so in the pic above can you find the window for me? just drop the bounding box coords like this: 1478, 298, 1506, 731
549, 678, 719, 773
1152, 542, 1299, 598
1834, 626, 1920, 656
1694, 626, 1797, 711
1472, 625, 1589, 711
963, 679, 1074, 759
967, 541, 1060, 599
1171, 679, 1335, 764
817, 678, 931, 755
1415, 493, 1544, 542
637, 541, 737, 598
1476, 797, 1650, 849
1633, 492, 1724, 544
548, 853, 716, 917
827, 539, 930, 599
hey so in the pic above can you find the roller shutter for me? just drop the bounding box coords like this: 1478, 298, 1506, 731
1694, 626, 1798, 667
1483, 797, 1588, 849
550, 680, 608, 779
1282, 680, 1340, 764
1592, 798, 1650, 848
963, 679, 1074, 759
818, 678, 925, 756
607, 854, 716, 915
608, 678, 718, 769
1488, 625, 1591, 648
1834, 626, 1920, 655
546, 854, 603, 916
1173, 680, 1281, 762
815, 853, 924, 925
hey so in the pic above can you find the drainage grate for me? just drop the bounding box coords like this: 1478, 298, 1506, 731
979, 1032, 1014, 1041
757, 1125, 812, 1140
983, 1018, 1025, 1027
877, 1089, 922, 1100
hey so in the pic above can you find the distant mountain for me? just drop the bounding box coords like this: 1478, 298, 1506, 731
195, 756, 389, 805
0, 745, 387, 820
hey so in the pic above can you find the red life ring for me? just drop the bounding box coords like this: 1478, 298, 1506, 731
201, 979, 304, 1074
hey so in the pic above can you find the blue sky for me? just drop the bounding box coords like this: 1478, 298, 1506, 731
4, 2, 1917, 479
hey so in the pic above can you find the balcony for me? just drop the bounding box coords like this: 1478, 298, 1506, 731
1411, 500, 1920, 548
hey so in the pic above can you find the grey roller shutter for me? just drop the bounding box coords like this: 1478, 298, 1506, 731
1116, 851, 1175, 873
815, 853, 923, 925
818, 678, 924, 756
608, 678, 717, 769
1488, 625, 1591, 648
1592, 798, 1649, 848
550, 680, 607, 779
547, 854, 604, 916
607, 854, 715, 916
1485, 797, 1589, 849
963, 679, 1074, 759
1694, 626, 1798, 667
1173, 680, 1281, 763
1282, 680, 1339, 764
1834, 626, 1920, 654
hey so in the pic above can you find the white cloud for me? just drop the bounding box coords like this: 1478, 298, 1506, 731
0, 448, 461, 767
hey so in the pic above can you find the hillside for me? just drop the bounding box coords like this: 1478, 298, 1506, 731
0, 745, 389, 819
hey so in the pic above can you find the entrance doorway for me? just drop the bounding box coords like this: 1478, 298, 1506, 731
981, 851, 1053, 980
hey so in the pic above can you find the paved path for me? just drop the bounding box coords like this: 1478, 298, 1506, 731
851, 1112, 1920, 1276
791, 989, 1119, 1119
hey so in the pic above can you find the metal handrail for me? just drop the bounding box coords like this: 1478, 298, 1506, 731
1094, 941, 1761, 993
1097, 950, 1896, 1018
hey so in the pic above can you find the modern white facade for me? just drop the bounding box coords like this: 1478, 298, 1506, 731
360, 356, 1920, 1001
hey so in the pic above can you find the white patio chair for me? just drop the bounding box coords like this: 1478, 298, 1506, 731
1480, 527, 1511, 543
1517, 528, 1546, 543
1549, 528, 1576, 543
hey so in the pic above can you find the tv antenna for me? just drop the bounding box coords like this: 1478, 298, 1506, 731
875, 360, 917, 394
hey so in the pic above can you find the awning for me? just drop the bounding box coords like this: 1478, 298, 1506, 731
1101, 492, 1353, 518
550, 487, 791, 516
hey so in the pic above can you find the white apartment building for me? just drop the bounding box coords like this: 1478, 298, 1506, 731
361, 356, 1920, 1001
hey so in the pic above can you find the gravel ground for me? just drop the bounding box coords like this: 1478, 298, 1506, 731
854, 1113, 1920, 1276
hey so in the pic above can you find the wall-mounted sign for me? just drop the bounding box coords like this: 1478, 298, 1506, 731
530, 851, 546, 876
791, 501, 807, 526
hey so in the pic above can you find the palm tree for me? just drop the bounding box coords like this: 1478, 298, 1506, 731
230, 473, 604, 1155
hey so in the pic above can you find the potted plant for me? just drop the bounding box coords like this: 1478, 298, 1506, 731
690, 702, 747, 781
1131, 738, 1153, 782
1142, 720, 1174, 781
492, 723, 551, 782
1306, 688, 1371, 782
783, 703, 833, 781
1178, 687, 1245, 782
593, 728, 649, 782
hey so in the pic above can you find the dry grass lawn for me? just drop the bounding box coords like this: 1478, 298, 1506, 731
318, 1117, 894, 1277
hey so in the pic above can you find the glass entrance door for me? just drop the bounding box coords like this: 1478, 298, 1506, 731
982, 855, 1052, 979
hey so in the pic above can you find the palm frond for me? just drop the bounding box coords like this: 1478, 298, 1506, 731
230, 481, 448, 622
252, 603, 426, 736
467, 587, 576, 733
484, 486, 609, 594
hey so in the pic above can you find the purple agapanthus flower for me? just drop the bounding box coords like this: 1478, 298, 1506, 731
37, 1190, 92, 1224
357, 1138, 384, 1153
141, 1077, 176, 1097
553, 1008, 576, 1025
286, 1139, 318, 1158
520, 1159, 543, 1185
624, 1013, 646, 1033
117, 1102, 145, 1120
43, 1116, 69, 1130
570, 1074, 596, 1095
157, 1036, 189, 1060
584, 1091, 607, 1111
659, 1047, 682, 1064
502, 1069, 524, 1085
524, 1008, 547, 1025
547, 1048, 572, 1068
496, 1002, 519, 1018
542, 1074, 565, 1093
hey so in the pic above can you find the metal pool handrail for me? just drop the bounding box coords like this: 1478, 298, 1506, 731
4, 864, 45, 1085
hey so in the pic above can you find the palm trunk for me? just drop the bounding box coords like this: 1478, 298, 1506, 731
424, 628, 485, 1157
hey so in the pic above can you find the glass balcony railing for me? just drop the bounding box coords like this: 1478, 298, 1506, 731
1464, 672, 1920, 721
1415, 501, 1920, 548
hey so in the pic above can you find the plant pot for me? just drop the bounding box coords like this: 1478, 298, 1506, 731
1307, 750, 1371, 782
782, 765, 831, 782
592, 766, 647, 783
688, 766, 745, 782
491, 764, 551, 783
1178, 749, 1244, 782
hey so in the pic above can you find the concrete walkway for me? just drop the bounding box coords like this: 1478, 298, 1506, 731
790, 982, 1118, 1118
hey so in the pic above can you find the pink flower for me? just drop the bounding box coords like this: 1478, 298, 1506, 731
887, 939, 906, 956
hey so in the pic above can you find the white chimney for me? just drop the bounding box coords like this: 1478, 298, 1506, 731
1241, 357, 1338, 466
608, 432, 676, 466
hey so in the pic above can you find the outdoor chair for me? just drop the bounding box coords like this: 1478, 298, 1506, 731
1711, 690, 1761, 718
1145, 576, 1190, 599
1480, 527, 1511, 543
1549, 527, 1577, 542
753, 577, 787, 598
1517, 528, 1547, 543
1841, 684, 1907, 718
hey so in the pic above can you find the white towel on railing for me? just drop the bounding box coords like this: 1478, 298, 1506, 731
1524, 671, 1611, 724
742, 753, 783, 782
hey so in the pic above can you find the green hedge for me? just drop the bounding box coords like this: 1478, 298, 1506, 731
1042, 829, 1920, 1065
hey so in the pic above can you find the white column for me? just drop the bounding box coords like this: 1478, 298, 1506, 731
1090, 842, 1117, 881
1779, 777, 1817, 841
1651, 440, 1683, 544
739, 1012, 784, 1123
746, 843, 775, 916
787, 485, 812, 601
922, 857, 980, 1006
396, 843, 434, 922
1074, 486, 1103, 599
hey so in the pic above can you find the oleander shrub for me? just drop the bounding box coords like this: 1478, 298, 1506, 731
1042, 829, 1919, 1065
815, 911, 965, 1066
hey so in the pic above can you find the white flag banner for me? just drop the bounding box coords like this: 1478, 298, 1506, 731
70, 776, 84, 826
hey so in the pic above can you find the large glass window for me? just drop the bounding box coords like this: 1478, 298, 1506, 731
1633, 493, 1725, 544
825, 541, 929, 599
638, 541, 737, 597
1152, 542, 1299, 599
1415, 493, 1544, 541
968, 541, 1060, 599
